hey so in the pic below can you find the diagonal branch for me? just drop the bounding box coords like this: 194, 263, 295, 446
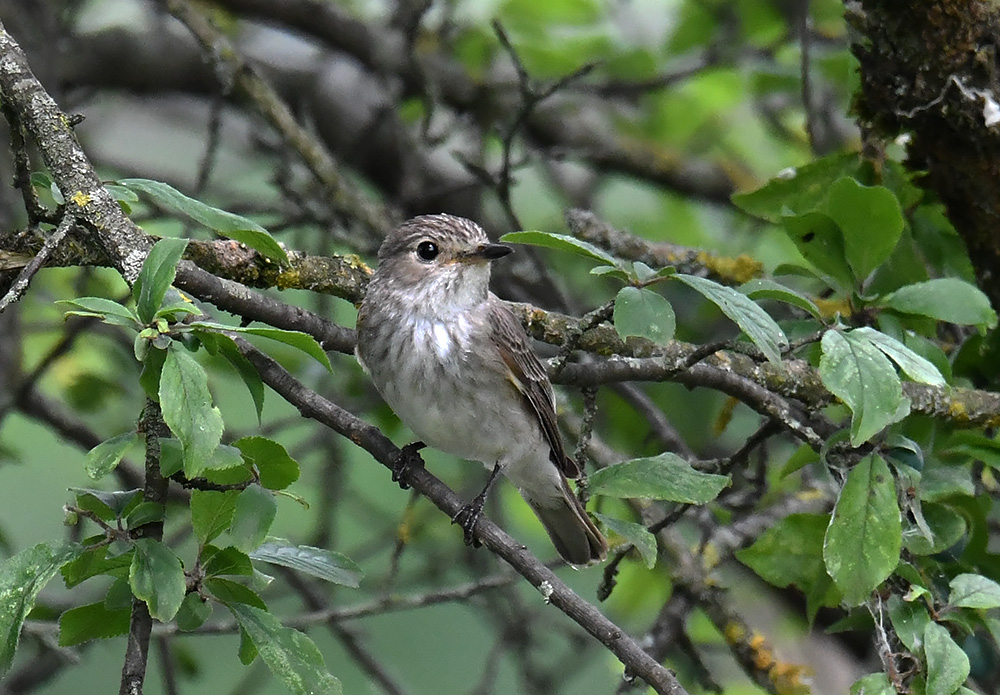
233, 337, 691, 695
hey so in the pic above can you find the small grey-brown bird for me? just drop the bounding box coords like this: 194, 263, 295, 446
355, 214, 607, 565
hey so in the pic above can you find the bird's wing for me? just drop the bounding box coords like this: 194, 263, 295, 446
487, 299, 580, 478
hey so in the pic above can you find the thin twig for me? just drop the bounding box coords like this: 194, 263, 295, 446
0, 213, 75, 313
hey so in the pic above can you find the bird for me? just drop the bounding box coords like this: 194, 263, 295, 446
355, 213, 607, 565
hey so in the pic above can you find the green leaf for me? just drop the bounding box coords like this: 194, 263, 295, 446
852, 327, 946, 386
58, 602, 130, 646
781, 211, 856, 291
825, 178, 904, 280
159, 347, 224, 477
879, 279, 997, 329
176, 592, 212, 632
739, 278, 822, 320
732, 152, 861, 222
823, 455, 902, 606
191, 490, 239, 544
849, 673, 895, 695
71, 488, 141, 521
233, 437, 300, 490
226, 603, 342, 695
903, 502, 965, 555
58, 297, 140, 328
202, 546, 253, 577
125, 502, 165, 531
949, 574, 1000, 609
250, 539, 362, 588
217, 337, 265, 421
134, 237, 189, 324
612, 287, 675, 344
924, 621, 970, 695
61, 545, 133, 588
129, 538, 186, 622
588, 452, 729, 503
119, 178, 288, 265
819, 330, 910, 446
735, 513, 840, 622
205, 577, 267, 610
500, 231, 620, 266
83, 431, 138, 480
675, 274, 788, 362
887, 593, 931, 652
229, 486, 277, 553
192, 323, 332, 373
0, 541, 80, 676
592, 514, 657, 568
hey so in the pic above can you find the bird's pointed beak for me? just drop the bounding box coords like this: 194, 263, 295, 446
462, 243, 513, 263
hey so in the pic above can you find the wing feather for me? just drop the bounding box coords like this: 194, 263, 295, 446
488, 299, 580, 478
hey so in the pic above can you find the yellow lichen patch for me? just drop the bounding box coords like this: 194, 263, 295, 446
771, 662, 813, 695
70, 191, 91, 207
748, 632, 775, 670
275, 269, 301, 290
700, 543, 721, 571
948, 399, 968, 421
697, 251, 763, 284
713, 396, 737, 436
723, 621, 746, 644
812, 296, 852, 319
343, 253, 372, 275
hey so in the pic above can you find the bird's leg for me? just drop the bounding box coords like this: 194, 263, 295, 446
452, 462, 503, 548
392, 441, 426, 490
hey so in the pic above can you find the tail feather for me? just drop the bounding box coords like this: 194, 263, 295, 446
523, 478, 607, 566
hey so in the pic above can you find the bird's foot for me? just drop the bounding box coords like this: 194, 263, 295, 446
392, 441, 426, 490
452, 495, 486, 548
451, 462, 503, 548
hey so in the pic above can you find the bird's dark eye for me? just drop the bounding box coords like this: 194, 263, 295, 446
416, 241, 439, 262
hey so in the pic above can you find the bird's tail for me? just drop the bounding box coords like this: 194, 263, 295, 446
522, 477, 608, 566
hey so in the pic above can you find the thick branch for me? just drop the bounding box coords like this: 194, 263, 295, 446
0, 21, 151, 281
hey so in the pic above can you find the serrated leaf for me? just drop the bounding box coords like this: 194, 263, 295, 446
823, 455, 902, 606
125, 502, 165, 531
250, 539, 362, 587
500, 231, 620, 266
119, 178, 288, 265
71, 488, 141, 521
852, 327, 946, 386
217, 337, 265, 421
58, 602, 130, 646
134, 237, 189, 324
879, 278, 997, 329
732, 152, 861, 222
202, 546, 253, 577
83, 431, 138, 480
205, 577, 267, 610
819, 330, 910, 446
782, 211, 855, 291
176, 592, 212, 632
229, 486, 277, 553
0, 541, 80, 676
58, 297, 140, 328
592, 514, 657, 568
233, 437, 300, 490
227, 603, 342, 695
61, 546, 133, 588
159, 348, 224, 477
612, 286, 675, 344
192, 323, 332, 373
675, 274, 788, 362
887, 593, 931, 652
924, 621, 969, 694
191, 490, 239, 544
735, 513, 840, 622
949, 574, 1000, 609
588, 452, 729, 503
849, 673, 895, 695
825, 178, 904, 280
129, 538, 186, 623
739, 278, 822, 320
